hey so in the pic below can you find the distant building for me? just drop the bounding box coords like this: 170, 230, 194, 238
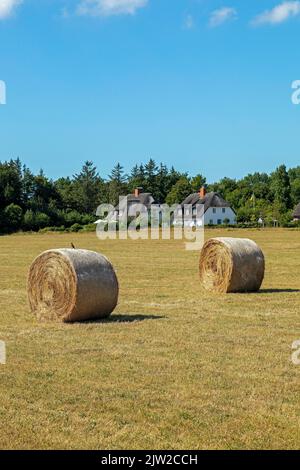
292, 203, 300, 221
95, 187, 155, 226
116, 187, 155, 219
178, 186, 236, 226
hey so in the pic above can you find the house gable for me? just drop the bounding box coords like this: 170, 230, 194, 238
293, 203, 300, 220
181, 190, 236, 225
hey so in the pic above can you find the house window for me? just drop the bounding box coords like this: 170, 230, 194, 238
209, 219, 213, 225
222, 208, 226, 213
213, 208, 216, 214
217, 219, 222, 225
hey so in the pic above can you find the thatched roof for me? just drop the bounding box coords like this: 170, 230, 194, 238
293, 203, 300, 218
181, 191, 235, 214
117, 193, 154, 211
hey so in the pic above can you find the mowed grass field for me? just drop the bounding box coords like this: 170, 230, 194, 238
0, 229, 300, 450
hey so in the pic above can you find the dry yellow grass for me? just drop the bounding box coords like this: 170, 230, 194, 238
0, 228, 300, 449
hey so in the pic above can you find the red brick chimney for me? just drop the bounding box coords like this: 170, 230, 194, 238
199, 186, 206, 199
134, 187, 142, 198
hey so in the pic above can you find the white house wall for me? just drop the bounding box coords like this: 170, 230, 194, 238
204, 207, 236, 225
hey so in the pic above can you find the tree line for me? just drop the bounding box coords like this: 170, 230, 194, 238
0, 158, 299, 233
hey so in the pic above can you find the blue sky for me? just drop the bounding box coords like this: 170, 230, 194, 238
0, 0, 299, 182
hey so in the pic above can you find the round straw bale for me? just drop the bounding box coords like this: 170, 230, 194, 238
199, 237, 265, 293
28, 249, 119, 322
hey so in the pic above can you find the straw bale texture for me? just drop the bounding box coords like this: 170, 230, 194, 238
28, 249, 119, 322
199, 237, 265, 293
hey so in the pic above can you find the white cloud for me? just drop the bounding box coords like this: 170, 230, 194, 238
77, 0, 148, 17
209, 7, 237, 27
183, 14, 195, 30
252, 1, 300, 26
0, 0, 22, 19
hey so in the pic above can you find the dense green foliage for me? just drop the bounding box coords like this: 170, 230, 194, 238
0, 158, 299, 233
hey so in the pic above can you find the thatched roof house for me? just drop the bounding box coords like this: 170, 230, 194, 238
293, 203, 300, 221
117, 188, 154, 215
95, 188, 154, 225
176, 187, 236, 226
